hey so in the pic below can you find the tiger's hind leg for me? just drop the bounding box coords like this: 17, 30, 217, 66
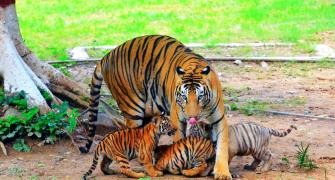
182, 160, 208, 177
100, 155, 115, 175
115, 156, 145, 178
256, 149, 272, 173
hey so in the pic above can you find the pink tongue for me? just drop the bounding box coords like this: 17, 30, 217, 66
188, 117, 197, 125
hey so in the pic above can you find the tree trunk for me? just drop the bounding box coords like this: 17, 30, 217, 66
0, 7, 51, 113
0, 1, 90, 112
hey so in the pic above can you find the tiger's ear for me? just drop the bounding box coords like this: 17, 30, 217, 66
176, 66, 185, 75
201, 66, 210, 75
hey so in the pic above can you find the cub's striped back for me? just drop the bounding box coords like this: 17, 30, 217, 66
155, 136, 215, 177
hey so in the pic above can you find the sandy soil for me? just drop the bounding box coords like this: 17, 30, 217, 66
1, 61, 334, 180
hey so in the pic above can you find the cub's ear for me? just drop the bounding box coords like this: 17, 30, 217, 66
201, 66, 210, 75
176, 66, 185, 75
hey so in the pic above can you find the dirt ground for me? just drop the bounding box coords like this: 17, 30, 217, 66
1, 60, 335, 180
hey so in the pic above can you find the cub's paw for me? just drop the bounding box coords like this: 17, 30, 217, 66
147, 170, 163, 177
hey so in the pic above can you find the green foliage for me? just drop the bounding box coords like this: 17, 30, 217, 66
239, 100, 268, 116
281, 156, 290, 165
0, 91, 79, 145
1, 91, 28, 110
7, 166, 25, 176
51, 64, 72, 77
13, 139, 31, 152
16, 0, 335, 60
139, 178, 151, 180
29, 175, 40, 180
40, 89, 53, 104
295, 142, 318, 170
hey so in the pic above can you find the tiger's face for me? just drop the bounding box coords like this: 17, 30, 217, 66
152, 113, 176, 136
175, 62, 213, 126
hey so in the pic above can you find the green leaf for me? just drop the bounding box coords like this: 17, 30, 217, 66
34, 132, 42, 138
13, 139, 31, 152
6, 131, 16, 138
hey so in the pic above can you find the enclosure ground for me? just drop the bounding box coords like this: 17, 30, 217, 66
1, 61, 335, 179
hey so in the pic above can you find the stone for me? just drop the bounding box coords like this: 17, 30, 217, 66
233, 59, 243, 65
4, 108, 20, 117
261, 61, 269, 71
315, 44, 335, 57
68, 47, 90, 60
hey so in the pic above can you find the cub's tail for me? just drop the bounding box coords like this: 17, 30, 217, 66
270, 125, 297, 137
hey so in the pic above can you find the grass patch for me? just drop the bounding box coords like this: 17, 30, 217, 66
86, 49, 110, 58
223, 86, 251, 99
7, 166, 25, 177
239, 99, 268, 116
282, 96, 307, 108
16, 0, 335, 60
295, 142, 318, 170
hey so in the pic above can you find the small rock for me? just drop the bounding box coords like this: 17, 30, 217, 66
315, 44, 335, 57
4, 108, 20, 117
233, 60, 243, 65
68, 47, 90, 60
288, 91, 296, 94
328, 143, 333, 147
260, 61, 269, 71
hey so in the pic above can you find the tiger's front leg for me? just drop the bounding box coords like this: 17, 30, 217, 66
212, 116, 231, 180
170, 106, 184, 142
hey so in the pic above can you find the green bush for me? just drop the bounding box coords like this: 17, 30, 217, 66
0, 90, 79, 145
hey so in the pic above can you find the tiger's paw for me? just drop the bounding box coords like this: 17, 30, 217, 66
182, 169, 199, 177
214, 173, 232, 180
214, 166, 232, 180
147, 169, 163, 177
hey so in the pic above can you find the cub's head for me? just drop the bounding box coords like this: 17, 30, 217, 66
186, 122, 210, 138
175, 59, 218, 126
151, 112, 176, 136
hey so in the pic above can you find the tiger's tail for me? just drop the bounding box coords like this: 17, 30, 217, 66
79, 60, 104, 153
82, 147, 101, 180
270, 125, 297, 137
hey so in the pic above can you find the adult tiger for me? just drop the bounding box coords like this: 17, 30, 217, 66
79, 35, 231, 179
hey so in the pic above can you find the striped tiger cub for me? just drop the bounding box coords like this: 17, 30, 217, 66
82, 114, 175, 180
155, 136, 215, 177
189, 122, 297, 175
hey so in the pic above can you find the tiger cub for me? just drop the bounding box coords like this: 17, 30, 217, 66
189, 122, 297, 174
154, 136, 215, 177
82, 114, 175, 180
